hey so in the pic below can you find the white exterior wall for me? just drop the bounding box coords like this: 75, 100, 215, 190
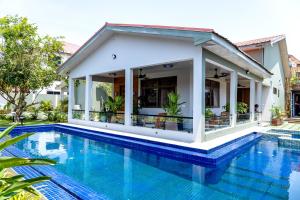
69, 34, 200, 78
263, 43, 286, 120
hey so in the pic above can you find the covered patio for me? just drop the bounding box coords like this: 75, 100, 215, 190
62, 23, 271, 143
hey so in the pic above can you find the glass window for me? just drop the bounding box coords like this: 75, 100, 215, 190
273, 87, 277, 95
140, 76, 177, 108
205, 79, 220, 107
46, 91, 60, 95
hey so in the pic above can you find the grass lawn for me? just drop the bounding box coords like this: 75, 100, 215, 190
0, 119, 54, 128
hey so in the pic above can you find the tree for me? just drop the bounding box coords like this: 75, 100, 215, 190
0, 16, 63, 121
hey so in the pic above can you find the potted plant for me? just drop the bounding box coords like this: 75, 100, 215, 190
104, 96, 123, 123
222, 103, 230, 117
237, 102, 248, 114
271, 106, 283, 126
163, 92, 185, 131
205, 108, 214, 118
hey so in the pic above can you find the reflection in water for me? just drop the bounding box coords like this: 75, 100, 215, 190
20, 132, 68, 163
14, 132, 300, 200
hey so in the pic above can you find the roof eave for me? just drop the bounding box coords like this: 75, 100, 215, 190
210, 33, 272, 77
58, 23, 272, 78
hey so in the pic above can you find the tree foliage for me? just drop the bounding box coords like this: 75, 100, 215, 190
0, 15, 63, 120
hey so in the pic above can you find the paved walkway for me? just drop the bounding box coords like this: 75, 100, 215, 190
272, 122, 300, 131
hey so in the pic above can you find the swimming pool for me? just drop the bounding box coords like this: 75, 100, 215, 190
10, 126, 300, 200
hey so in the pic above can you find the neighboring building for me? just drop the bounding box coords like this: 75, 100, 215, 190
288, 55, 300, 117
0, 41, 80, 108
236, 35, 290, 120
59, 23, 275, 143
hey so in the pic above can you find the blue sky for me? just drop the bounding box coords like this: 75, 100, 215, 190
1, 0, 300, 58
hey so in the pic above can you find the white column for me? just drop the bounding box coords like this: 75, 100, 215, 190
68, 77, 74, 120
257, 82, 262, 112
193, 47, 205, 142
250, 79, 255, 121
256, 82, 263, 122
85, 75, 92, 121
230, 71, 237, 127
125, 68, 133, 126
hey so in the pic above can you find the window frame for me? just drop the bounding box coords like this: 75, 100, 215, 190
205, 79, 220, 108
140, 76, 177, 108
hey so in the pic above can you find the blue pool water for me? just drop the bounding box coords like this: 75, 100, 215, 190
14, 131, 300, 200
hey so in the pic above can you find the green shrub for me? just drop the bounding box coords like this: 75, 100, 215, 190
5, 114, 13, 121
57, 98, 68, 113
48, 110, 67, 122
0, 114, 6, 120
39, 100, 53, 120
223, 102, 248, 114
27, 106, 39, 120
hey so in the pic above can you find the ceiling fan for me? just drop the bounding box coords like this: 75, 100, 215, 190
206, 68, 229, 79
138, 69, 147, 79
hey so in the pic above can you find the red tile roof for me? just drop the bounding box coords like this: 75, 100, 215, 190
63, 42, 80, 54
289, 54, 300, 65
106, 22, 214, 33
236, 35, 285, 47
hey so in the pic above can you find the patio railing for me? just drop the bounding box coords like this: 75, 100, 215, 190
72, 109, 85, 120
89, 111, 124, 124
236, 113, 251, 124
205, 114, 231, 132
131, 114, 193, 133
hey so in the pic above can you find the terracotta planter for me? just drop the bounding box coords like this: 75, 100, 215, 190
271, 118, 283, 126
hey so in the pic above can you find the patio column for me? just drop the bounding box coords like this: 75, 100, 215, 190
250, 79, 255, 121
257, 82, 262, 112
85, 75, 92, 121
68, 77, 74, 120
193, 47, 205, 142
125, 68, 133, 126
230, 71, 237, 127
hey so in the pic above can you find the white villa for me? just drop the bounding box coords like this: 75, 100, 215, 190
58, 23, 288, 143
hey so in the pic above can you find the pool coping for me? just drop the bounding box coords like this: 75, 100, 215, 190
5, 124, 262, 167
1, 124, 263, 199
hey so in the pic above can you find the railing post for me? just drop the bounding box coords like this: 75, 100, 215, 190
68, 77, 74, 121
125, 68, 133, 126
85, 75, 92, 121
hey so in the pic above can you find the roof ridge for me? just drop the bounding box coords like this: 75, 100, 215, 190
236, 34, 285, 46
105, 22, 214, 33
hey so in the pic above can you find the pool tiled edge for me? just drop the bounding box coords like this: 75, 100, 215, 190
5, 145, 106, 200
